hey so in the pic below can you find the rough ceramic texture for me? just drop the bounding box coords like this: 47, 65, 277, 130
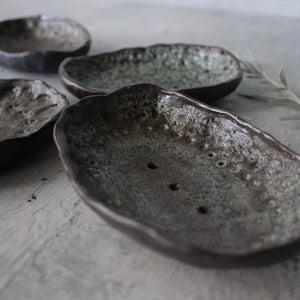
54, 84, 300, 268
0, 79, 68, 167
59, 44, 242, 102
0, 15, 91, 72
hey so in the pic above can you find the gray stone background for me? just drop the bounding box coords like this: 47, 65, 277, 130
116, 0, 300, 18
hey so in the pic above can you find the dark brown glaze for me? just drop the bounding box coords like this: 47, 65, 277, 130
54, 84, 300, 268
59, 44, 242, 102
0, 15, 91, 72
0, 79, 68, 167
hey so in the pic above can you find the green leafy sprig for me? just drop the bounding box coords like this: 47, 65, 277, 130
237, 55, 300, 119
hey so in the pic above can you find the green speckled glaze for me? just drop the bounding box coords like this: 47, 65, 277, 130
54, 85, 300, 267
60, 44, 242, 100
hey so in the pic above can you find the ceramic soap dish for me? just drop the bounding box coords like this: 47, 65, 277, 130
0, 15, 91, 72
0, 79, 68, 167
59, 43, 242, 102
54, 84, 300, 268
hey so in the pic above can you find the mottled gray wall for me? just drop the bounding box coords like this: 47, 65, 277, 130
114, 0, 300, 18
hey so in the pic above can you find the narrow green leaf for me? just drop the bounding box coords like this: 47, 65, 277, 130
279, 68, 288, 87
238, 93, 270, 102
237, 93, 256, 100
237, 55, 300, 114
275, 87, 287, 91
269, 98, 289, 103
245, 74, 261, 79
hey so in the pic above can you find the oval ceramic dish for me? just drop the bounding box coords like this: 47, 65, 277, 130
0, 79, 68, 167
54, 84, 300, 268
0, 15, 91, 72
59, 44, 242, 102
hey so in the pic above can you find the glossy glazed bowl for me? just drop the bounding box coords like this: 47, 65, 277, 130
54, 84, 300, 268
59, 44, 242, 102
0, 15, 91, 72
0, 79, 68, 167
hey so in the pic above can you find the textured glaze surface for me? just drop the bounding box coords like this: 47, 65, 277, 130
59, 44, 242, 101
0, 79, 68, 166
54, 84, 300, 268
0, 15, 91, 72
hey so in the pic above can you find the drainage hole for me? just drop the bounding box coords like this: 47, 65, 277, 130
147, 162, 157, 169
169, 183, 179, 191
198, 206, 208, 214
208, 152, 216, 158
